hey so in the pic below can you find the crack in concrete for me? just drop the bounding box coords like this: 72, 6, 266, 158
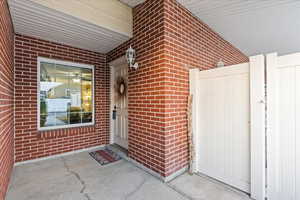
61, 158, 92, 200
124, 177, 147, 200
166, 183, 195, 200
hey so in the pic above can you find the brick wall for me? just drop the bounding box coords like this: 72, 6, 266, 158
108, 0, 168, 176
162, 0, 249, 176
14, 34, 110, 162
0, 1, 14, 199
108, 0, 248, 177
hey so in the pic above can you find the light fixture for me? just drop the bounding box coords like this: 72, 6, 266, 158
73, 74, 80, 83
216, 59, 225, 68
126, 45, 139, 70
73, 78, 80, 83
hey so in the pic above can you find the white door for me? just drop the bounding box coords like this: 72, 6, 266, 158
190, 57, 265, 198
267, 53, 300, 200
111, 61, 128, 149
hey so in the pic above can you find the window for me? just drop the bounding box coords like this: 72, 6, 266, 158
38, 57, 94, 130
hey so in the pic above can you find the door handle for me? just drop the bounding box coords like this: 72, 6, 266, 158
258, 99, 265, 104
112, 106, 117, 120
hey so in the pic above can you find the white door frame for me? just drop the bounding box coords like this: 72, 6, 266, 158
109, 56, 128, 146
189, 55, 265, 200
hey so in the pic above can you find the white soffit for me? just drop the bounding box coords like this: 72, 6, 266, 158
119, 0, 145, 7
177, 0, 300, 56
8, 0, 133, 53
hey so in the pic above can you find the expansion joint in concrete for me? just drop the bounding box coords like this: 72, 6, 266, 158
124, 177, 147, 200
166, 182, 195, 200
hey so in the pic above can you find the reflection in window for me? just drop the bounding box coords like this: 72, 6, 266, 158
39, 58, 93, 130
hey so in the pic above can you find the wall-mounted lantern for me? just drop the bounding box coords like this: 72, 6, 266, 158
216, 59, 225, 68
126, 45, 139, 70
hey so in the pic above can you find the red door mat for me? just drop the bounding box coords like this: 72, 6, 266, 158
89, 149, 122, 165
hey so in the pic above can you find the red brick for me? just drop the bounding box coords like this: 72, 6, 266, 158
0, 1, 14, 199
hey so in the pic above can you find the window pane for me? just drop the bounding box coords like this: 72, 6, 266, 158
69, 111, 81, 124
81, 80, 92, 113
51, 72, 70, 113
82, 112, 93, 123
81, 68, 92, 81
55, 112, 69, 126
81, 68, 92, 113
41, 113, 56, 127
39, 60, 93, 129
40, 62, 57, 128
67, 66, 83, 112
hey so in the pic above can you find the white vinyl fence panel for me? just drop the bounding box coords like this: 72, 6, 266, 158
267, 53, 300, 200
190, 55, 265, 199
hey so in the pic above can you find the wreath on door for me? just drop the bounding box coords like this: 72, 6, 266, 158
115, 76, 127, 99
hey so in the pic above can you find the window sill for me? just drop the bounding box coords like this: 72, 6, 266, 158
38, 124, 96, 139
38, 122, 95, 132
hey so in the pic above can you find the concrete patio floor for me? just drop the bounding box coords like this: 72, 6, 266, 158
7, 152, 252, 200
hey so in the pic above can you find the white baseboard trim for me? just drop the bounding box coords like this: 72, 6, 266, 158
164, 166, 188, 182
125, 156, 188, 182
105, 144, 188, 182
14, 145, 105, 166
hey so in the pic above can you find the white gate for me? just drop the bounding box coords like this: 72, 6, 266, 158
267, 53, 300, 200
190, 55, 265, 199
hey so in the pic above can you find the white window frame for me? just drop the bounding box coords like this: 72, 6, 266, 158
37, 57, 95, 131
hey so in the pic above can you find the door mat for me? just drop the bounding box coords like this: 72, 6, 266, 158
89, 148, 122, 165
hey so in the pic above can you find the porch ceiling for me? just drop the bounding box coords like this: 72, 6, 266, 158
176, 0, 300, 56
8, 0, 133, 53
